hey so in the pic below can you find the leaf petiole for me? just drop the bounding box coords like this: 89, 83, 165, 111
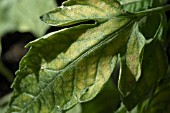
136, 4, 170, 17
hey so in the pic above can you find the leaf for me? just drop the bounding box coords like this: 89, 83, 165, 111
82, 80, 121, 113
118, 23, 145, 96
13, 24, 97, 90
118, 0, 167, 40
40, 0, 122, 26
118, 0, 142, 5
118, 0, 166, 12
139, 0, 167, 40
0, 0, 57, 37
7, 0, 138, 112
0, 0, 15, 36
10, 0, 56, 37
118, 0, 153, 12
144, 77, 170, 113
122, 14, 168, 110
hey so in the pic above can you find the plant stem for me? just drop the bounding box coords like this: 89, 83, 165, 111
0, 38, 14, 83
136, 4, 170, 18
0, 60, 14, 83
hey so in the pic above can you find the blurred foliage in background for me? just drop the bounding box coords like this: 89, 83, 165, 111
0, 0, 57, 37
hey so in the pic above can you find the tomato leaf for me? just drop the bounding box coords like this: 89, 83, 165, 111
122, 14, 168, 110
7, 0, 138, 112
118, 23, 145, 96
40, 0, 122, 26
118, 0, 153, 12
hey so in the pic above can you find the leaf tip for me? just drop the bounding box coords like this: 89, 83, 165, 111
39, 12, 51, 24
